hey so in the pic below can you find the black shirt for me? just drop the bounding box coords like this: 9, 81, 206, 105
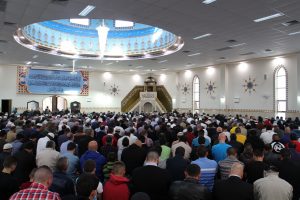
0, 172, 19, 200
245, 161, 268, 184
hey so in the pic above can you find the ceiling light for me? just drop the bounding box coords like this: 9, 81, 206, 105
70, 18, 90, 26
32, 55, 39, 59
254, 13, 284, 22
229, 43, 246, 48
193, 33, 212, 40
288, 31, 300, 36
135, 66, 144, 69
115, 20, 134, 28
78, 5, 95, 16
105, 62, 113, 65
158, 60, 168, 63
202, 0, 216, 4
161, 68, 168, 70
185, 63, 195, 67
188, 52, 201, 57
25, 61, 32, 65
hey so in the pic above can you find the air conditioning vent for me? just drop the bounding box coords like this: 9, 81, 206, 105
226, 39, 237, 43
182, 50, 191, 53
216, 47, 233, 51
240, 52, 255, 55
0, 39, 7, 43
282, 20, 299, 27
4, 21, 16, 26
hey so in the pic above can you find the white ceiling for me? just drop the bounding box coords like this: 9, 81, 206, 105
1, 0, 300, 73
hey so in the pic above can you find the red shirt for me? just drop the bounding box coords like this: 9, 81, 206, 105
186, 132, 195, 146
103, 174, 130, 200
10, 182, 60, 200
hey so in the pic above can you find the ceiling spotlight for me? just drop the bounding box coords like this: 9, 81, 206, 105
202, 0, 216, 4
193, 33, 212, 40
158, 60, 168, 63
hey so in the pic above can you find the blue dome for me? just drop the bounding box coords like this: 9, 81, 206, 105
14, 19, 184, 60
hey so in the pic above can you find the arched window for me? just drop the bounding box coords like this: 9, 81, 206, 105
193, 76, 200, 113
275, 67, 287, 119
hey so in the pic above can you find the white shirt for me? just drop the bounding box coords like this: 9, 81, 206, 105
36, 136, 50, 153
260, 130, 276, 144
171, 141, 192, 159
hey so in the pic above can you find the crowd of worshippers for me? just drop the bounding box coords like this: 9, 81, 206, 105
0, 111, 300, 200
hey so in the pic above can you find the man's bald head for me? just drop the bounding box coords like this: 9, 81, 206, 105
218, 132, 226, 142
33, 166, 53, 187
230, 163, 244, 178
88, 141, 98, 151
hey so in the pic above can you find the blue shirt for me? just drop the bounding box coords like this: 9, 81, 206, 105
62, 152, 80, 181
60, 140, 72, 155
192, 157, 217, 191
212, 143, 231, 163
192, 137, 210, 147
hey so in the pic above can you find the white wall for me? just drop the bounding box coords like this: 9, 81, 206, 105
175, 54, 300, 117
0, 66, 177, 112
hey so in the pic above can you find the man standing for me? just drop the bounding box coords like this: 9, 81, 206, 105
218, 147, 244, 180
254, 166, 293, 200
103, 161, 130, 200
80, 141, 106, 180
10, 166, 60, 200
191, 146, 217, 191
212, 133, 231, 163
166, 146, 189, 182
169, 164, 211, 200
36, 132, 55, 153
132, 151, 171, 200
171, 132, 192, 160
0, 156, 18, 200
36, 140, 60, 172
213, 163, 253, 200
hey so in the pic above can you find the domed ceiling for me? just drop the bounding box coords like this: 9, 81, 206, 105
14, 19, 184, 60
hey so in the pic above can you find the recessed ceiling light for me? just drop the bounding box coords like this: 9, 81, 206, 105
202, 0, 216, 4
158, 60, 168, 63
254, 13, 284, 22
105, 62, 113, 65
135, 66, 144, 69
78, 5, 95, 16
25, 61, 32, 65
229, 43, 246, 48
188, 52, 201, 57
288, 31, 300, 36
129, 69, 137, 72
185, 63, 195, 67
193, 33, 212, 40
32, 55, 39, 59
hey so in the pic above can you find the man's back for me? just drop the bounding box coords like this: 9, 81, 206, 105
169, 178, 211, 200
10, 182, 60, 200
36, 148, 60, 171
212, 143, 231, 163
121, 144, 146, 175
166, 155, 189, 181
191, 157, 217, 191
213, 176, 253, 200
254, 175, 293, 200
132, 165, 171, 200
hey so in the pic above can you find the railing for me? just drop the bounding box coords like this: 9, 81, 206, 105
121, 86, 144, 112
156, 85, 172, 112
155, 97, 167, 113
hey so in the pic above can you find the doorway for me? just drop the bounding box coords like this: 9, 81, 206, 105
1, 99, 12, 114
42, 96, 67, 112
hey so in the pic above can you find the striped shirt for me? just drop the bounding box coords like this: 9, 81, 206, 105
192, 157, 218, 191
218, 156, 244, 180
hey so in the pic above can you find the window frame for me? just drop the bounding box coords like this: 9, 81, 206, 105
192, 75, 200, 114
274, 66, 288, 119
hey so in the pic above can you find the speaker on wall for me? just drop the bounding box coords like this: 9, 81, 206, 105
264, 74, 267, 80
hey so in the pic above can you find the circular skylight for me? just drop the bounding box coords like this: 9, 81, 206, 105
14, 19, 184, 60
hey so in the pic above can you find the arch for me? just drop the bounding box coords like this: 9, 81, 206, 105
42, 96, 67, 112
27, 100, 39, 111
192, 75, 200, 113
143, 102, 153, 113
274, 65, 288, 119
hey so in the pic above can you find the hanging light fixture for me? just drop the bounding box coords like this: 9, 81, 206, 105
71, 60, 77, 74
96, 19, 109, 60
